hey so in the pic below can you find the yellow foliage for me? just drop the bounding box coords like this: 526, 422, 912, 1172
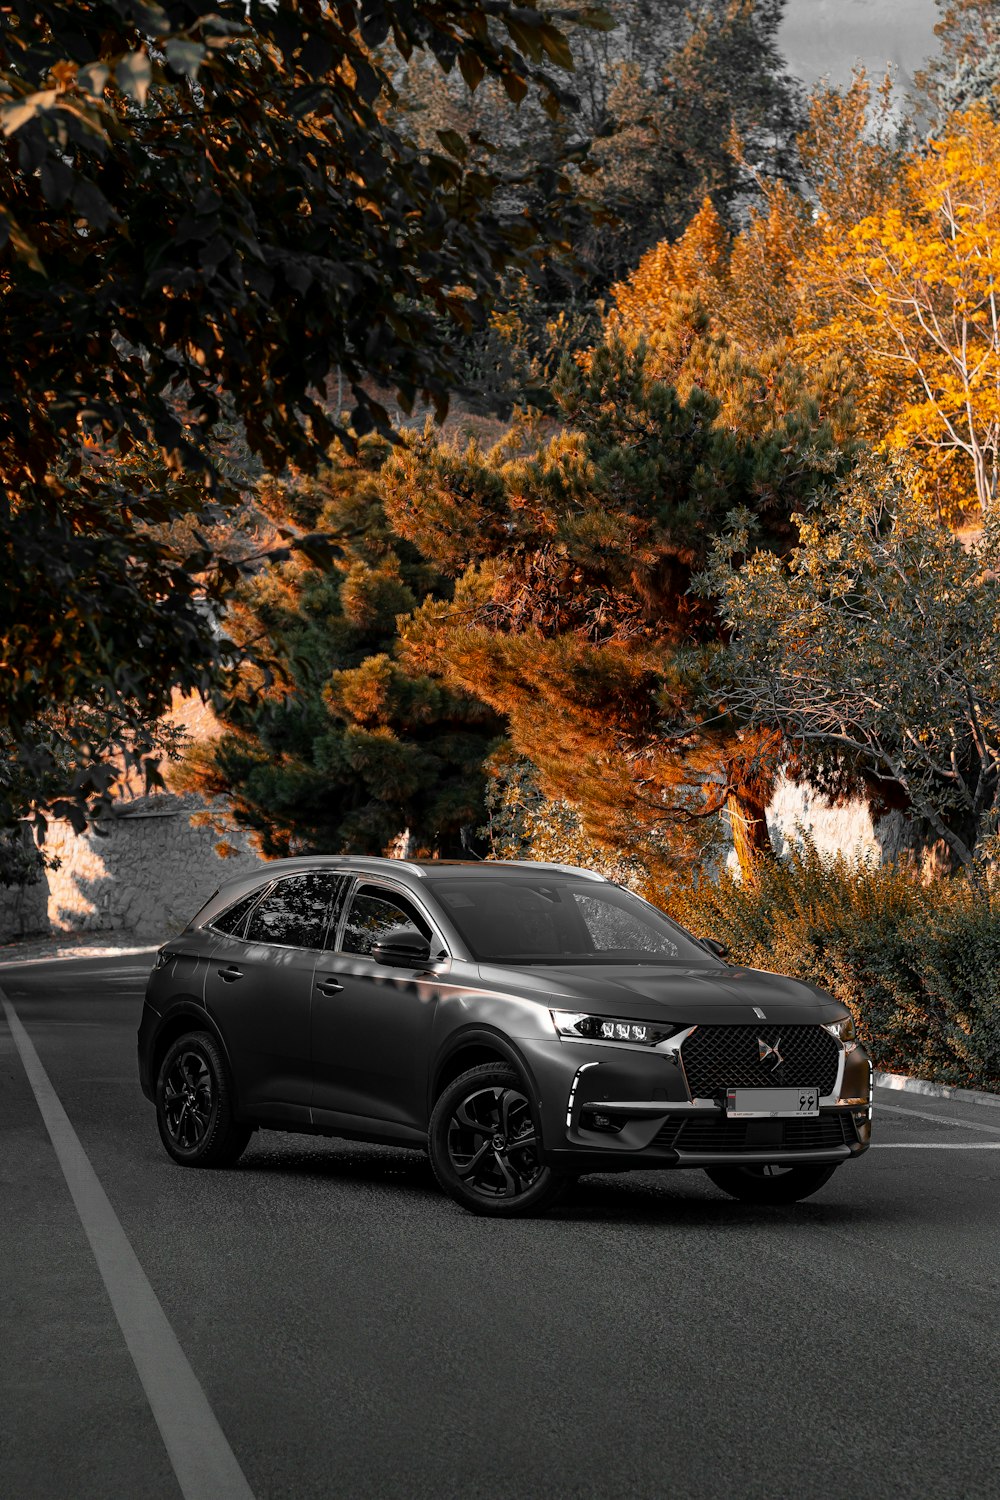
796, 105, 1000, 522
726, 183, 812, 357
608, 197, 730, 340
609, 91, 1000, 527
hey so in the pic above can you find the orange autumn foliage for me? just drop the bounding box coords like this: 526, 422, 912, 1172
609, 84, 1000, 526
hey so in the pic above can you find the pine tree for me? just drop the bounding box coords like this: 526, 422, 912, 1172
381, 330, 855, 885
180, 441, 501, 858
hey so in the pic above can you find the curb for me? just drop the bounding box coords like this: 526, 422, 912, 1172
874, 1070, 1000, 1111
0, 943, 159, 969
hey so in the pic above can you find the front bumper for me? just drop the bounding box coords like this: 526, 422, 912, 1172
518, 1032, 872, 1172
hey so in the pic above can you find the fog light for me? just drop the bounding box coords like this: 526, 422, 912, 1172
582, 1109, 624, 1134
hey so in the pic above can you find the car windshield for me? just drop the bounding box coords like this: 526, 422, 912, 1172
432, 878, 712, 965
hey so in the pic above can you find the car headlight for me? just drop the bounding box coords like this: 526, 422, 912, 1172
824, 1015, 857, 1043
550, 1010, 680, 1046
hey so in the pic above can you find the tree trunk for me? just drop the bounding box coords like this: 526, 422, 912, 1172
726, 785, 775, 884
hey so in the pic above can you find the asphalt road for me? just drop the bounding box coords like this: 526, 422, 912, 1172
3, 953, 1000, 1500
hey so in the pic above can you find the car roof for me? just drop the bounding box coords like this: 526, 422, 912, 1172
209, 855, 607, 900
195, 855, 608, 930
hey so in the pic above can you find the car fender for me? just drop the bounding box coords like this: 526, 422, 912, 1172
150, 997, 238, 1094
429, 1024, 543, 1119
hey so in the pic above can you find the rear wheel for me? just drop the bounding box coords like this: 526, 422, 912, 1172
705, 1162, 839, 1204
155, 1031, 252, 1168
428, 1063, 567, 1217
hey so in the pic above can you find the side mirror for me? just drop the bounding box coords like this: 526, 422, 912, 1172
701, 936, 729, 960
371, 935, 432, 967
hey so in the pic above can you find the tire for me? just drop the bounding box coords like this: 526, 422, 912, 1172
705, 1162, 839, 1205
428, 1063, 567, 1217
155, 1030, 252, 1168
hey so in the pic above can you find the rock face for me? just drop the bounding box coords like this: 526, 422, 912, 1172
18, 794, 262, 945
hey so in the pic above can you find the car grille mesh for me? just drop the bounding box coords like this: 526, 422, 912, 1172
656, 1113, 857, 1153
680, 1024, 840, 1097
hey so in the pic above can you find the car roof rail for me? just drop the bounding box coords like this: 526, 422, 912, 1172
338, 855, 428, 876
491, 860, 607, 881
226, 854, 608, 882
339, 856, 608, 881
248, 854, 431, 877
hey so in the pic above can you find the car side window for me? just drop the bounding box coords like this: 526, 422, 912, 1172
209, 888, 265, 937
339, 885, 433, 957
244, 873, 349, 951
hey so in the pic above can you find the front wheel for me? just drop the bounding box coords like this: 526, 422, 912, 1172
705, 1162, 839, 1204
155, 1031, 252, 1168
428, 1063, 567, 1217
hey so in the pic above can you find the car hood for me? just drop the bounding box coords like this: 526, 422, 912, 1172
473, 961, 841, 1025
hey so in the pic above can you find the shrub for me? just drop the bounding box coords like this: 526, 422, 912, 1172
668, 843, 1000, 1093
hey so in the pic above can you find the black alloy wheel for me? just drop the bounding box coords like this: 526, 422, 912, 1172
155, 1031, 252, 1168
163, 1048, 213, 1150
428, 1063, 567, 1217
705, 1162, 839, 1204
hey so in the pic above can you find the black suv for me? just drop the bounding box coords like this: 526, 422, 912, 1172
137, 857, 872, 1216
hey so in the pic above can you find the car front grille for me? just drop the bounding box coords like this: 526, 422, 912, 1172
656, 1113, 858, 1153
680, 1024, 840, 1097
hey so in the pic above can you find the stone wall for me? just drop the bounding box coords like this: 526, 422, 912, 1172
0, 878, 50, 944
764, 771, 941, 874
37, 794, 261, 944
0, 772, 940, 949
765, 775, 880, 862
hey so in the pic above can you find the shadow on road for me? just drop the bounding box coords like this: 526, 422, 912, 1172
239, 1140, 438, 1194
552, 1180, 883, 1230
224, 1137, 918, 1230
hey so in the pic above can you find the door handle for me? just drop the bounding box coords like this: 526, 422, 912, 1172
316, 976, 344, 995
217, 965, 243, 982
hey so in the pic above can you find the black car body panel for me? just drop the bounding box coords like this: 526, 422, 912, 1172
138, 857, 872, 1176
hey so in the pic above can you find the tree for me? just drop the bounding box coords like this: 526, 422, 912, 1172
608, 69, 908, 360
381, 331, 854, 884
0, 0, 599, 828
396, 0, 804, 299
580, 0, 803, 284
0, 701, 185, 882
916, 0, 1000, 123
481, 752, 649, 883
703, 461, 1000, 874
796, 69, 908, 228
796, 106, 1000, 522
179, 440, 502, 858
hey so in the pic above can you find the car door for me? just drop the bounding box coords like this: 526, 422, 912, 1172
310, 880, 447, 1132
205, 871, 350, 1121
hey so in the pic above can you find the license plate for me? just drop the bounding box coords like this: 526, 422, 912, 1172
726, 1087, 820, 1118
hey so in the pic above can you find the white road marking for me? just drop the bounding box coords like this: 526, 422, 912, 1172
872, 1142, 1000, 1149
0, 990, 255, 1500
876, 1101, 1000, 1135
